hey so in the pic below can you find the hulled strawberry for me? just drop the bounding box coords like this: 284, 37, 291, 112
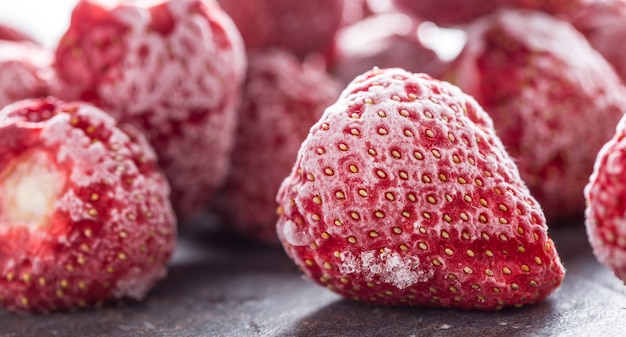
585, 113, 626, 284
329, 13, 443, 85
276, 67, 564, 310
443, 9, 626, 221
0, 40, 55, 109
0, 97, 176, 312
217, 0, 349, 58
216, 49, 341, 245
54, 0, 246, 222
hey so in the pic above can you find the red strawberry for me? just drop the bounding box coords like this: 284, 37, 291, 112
443, 9, 626, 221
0, 40, 55, 109
216, 49, 341, 245
585, 113, 626, 284
568, 1, 626, 83
54, 0, 247, 222
391, 0, 595, 26
0, 23, 35, 42
329, 13, 443, 86
276, 67, 565, 310
217, 0, 350, 58
0, 97, 176, 312
508, 0, 598, 15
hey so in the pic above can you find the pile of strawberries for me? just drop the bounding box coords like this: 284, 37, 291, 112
1, 0, 626, 314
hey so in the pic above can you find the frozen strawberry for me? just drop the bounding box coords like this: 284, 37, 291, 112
508, 0, 599, 16
217, 0, 349, 58
391, 0, 499, 26
0, 40, 55, 109
0, 97, 176, 313
276, 67, 565, 310
391, 0, 595, 26
216, 49, 340, 245
585, 114, 626, 284
54, 0, 246, 222
329, 13, 442, 85
443, 9, 626, 221
568, 1, 626, 83
0, 23, 35, 42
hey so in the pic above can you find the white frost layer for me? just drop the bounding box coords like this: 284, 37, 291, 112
340, 248, 432, 289
281, 220, 313, 247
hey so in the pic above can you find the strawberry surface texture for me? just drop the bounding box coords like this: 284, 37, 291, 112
444, 9, 626, 221
216, 49, 341, 245
276, 67, 565, 310
569, 0, 626, 83
217, 0, 349, 58
54, 0, 247, 222
585, 114, 626, 284
0, 98, 176, 312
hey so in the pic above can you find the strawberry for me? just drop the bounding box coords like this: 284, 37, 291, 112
585, 113, 626, 284
276, 67, 565, 310
329, 13, 442, 86
217, 0, 349, 58
391, 0, 596, 26
0, 97, 176, 312
216, 49, 341, 245
0, 40, 55, 109
443, 9, 626, 221
54, 0, 247, 222
568, 1, 626, 83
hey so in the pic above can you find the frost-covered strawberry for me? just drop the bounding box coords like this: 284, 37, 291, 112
54, 0, 246, 222
569, 1, 626, 83
444, 9, 626, 221
585, 113, 626, 284
0, 97, 176, 312
0, 41, 55, 109
585, 114, 626, 284
276, 67, 564, 310
217, 0, 350, 58
216, 49, 340, 245
391, 0, 595, 26
329, 13, 442, 85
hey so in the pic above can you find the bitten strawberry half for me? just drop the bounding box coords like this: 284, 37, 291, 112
0, 98, 176, 312
276, 68, 564, 310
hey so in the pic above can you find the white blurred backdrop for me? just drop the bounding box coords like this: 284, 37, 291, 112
0, 1, 79, 47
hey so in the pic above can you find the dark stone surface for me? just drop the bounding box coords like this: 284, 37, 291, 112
1, 220, 625, 337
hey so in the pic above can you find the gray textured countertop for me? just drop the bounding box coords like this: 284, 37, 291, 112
1, 220, 625, 337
